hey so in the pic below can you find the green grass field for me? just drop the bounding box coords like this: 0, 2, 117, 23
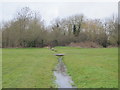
55, 47, 118, 88
0, 49, 2, 89
2, 48, 57, 88
2, 47, 118, 88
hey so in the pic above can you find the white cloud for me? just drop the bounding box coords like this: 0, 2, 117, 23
0, 2, 118, 26
1, 0, 119, 2
41, 6, 59, 25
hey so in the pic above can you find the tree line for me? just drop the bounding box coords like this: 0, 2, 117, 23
1, 7, 119, 48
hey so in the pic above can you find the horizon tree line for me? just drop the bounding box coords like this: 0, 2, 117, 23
1, 7, 119, 48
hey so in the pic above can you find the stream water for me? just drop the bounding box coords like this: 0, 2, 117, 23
54, 57, 75, 88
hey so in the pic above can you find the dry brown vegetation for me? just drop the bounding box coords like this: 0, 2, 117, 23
68, 42, 102, 48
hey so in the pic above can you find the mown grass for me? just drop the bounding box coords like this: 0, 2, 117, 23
2, 48, 57, 88
55, 47, 118, 88
2, 47, 118, 88
0, 48, 2, 89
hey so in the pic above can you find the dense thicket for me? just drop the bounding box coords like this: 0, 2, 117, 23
1, 7, 119, 48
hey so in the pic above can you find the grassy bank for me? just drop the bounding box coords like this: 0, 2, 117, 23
2, 48, 57, 88
55, 47, 118, 88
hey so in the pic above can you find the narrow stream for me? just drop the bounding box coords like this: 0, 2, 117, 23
54, 57, 75, 88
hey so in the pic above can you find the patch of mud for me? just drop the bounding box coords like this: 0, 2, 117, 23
54, 57, 75, 88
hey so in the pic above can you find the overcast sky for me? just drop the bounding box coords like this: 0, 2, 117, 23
0, 1, 118, 26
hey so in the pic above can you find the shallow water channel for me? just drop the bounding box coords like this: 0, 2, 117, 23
54, 57, 75, 88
